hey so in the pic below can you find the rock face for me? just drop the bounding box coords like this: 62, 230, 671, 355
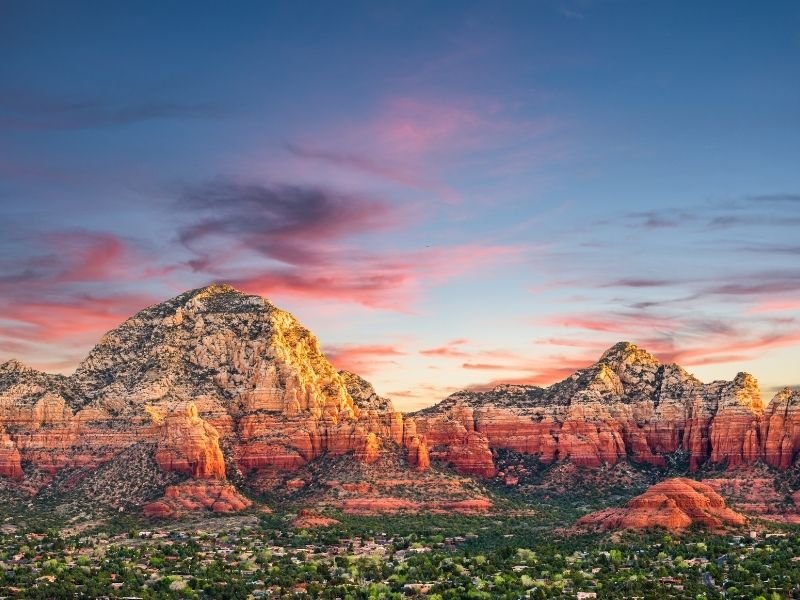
578, 478, 747, 531
406, 434, 430, 471
408, 342, 788, 476
408, 403, 496, 477
154, 403, 226, 479
761, 389, 800, 469
0, 428, 22, 480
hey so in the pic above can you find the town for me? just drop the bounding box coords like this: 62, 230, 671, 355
1, 508, 799, 599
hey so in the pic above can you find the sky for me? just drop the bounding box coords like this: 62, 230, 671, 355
1, 1, 799, 410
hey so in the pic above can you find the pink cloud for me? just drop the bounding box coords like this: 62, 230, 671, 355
420, 338, 471, 358
287, 93, 566, 205
0, 230, 168, 370
462, 362, 524, 371
468, 350, 602, 390
537, 308, 800, 372
374, 97, 483, 156
747, 299, 800, 314
224, 242, 526, 311
325, 344, 406, 376
1, 294, 156, 344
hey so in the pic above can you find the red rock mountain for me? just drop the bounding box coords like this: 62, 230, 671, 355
409, 342, 792, 475
578, 478, 747, 531
0, 285, 797, 517
0, 285, 455, 514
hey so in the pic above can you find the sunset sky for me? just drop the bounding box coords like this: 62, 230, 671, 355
1, 1, 799, 410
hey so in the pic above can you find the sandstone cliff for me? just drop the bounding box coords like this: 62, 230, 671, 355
761, 389, 800, 469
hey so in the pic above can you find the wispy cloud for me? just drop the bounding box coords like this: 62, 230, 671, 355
0, 88, 222, 131
285, 142, 461, 203
325, 344, 406, 375
177, 179, 527, 309
420, 338, 472, 358
537, 308, 800, 370
0, 230, 163, 370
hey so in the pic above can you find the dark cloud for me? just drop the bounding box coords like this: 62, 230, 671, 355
0, 87, 222, 131
175, 178, 519, 309
748, 193, 800, 204
625, 211, 688, 229
622, 192, 800, 233
178, 180, 396, 268
735, 244, 800, 255
704, 271, 800, 296
602, 278, 679, 288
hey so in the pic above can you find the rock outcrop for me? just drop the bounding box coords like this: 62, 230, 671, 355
143, 481, 252, 518
0, 428, 22, 480
406, 434, 430, 471
578, 478, 747, 531
761, 389, 800, 469
154, 403, 226, 479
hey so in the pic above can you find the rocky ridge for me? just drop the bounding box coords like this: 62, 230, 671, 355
408, 342, 793, 476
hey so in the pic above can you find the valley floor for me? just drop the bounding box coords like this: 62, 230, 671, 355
1, 469, 800, 600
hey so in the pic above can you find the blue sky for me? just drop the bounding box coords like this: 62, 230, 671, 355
1, 1, 798, 409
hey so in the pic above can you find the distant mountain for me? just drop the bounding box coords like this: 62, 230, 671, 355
0, 285, 797, 520
411, 341, 799, 476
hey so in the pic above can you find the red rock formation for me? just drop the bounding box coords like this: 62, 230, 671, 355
406, 435, 430, 470
0, 286, 797, 521
0, 429, 22, 480
408, 409, 495, 477
154, 403, 226, 479
291, 509, 340, 528
445, 432, 496, 478
143, 481, 252, 518
761, 389, 800, 469
342, 498, 421, 514
355, 432, 381, 463
578, 478, 746, 531
407, 343, 781, 477
340, 496, 492, 515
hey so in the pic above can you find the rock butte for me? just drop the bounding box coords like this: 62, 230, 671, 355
0, 285, 797, 517
578, 478, 747, 531
291, 509, 340, 529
